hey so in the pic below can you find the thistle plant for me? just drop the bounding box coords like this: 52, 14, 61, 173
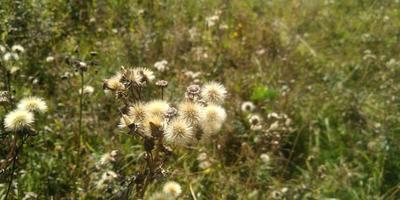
103, 66, 227, 198
1, 96, 47, 199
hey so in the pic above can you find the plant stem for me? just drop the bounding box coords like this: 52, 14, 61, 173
77, 71, 84, 171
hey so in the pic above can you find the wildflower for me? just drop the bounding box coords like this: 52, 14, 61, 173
260, 153, 271, 164
197, 152, 208, 161
201, 82, 227, 104
46, 56, 55, 62
249, 114, 262, 131
104, 73, 124, 91
154, 60, 168, 72
3, 52, 19, 61
199, 160, 212, 169
164, 118, 193, 146
4, 110, 34, 131
156, 80, 168, 88
145, 100, 170, 118
200, 104, 227, 136
185, 84, 201, 100
136, 67, 155, 84
178, 101, 203, 124
163, 181, 182, 197
241, 101, 255, 112
0, 45, 5, 53
17, 97, 48, 113
165, 107, 178, 119
11, 44, 25, 53
128, 103, 147, 122
79, 85, 95, 95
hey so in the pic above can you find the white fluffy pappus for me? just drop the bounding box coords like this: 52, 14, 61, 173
145, 100, 170, 118
199, 104, 227, 137
17, 96, 48, 113
201, 81, 227, 104
164, 118, 194, 146
4, 109, 34, 131
162, 181, 182, 197
178, 101, 204, 125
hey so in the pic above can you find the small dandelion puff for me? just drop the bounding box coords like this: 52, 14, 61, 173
145, 100, 170, 118
0, 45, 5, 53
4, 109, 34, 131
128, 102, 147, 122
200, 104, 227, 136
17, 97, 48, 113
163, 181, 182, 197
178, 101, 204, 124
260, 153, 271, 164
46, 56, 55, 62
154, 60, 169, 72
241, 101, 255, 112
249, 114, 263, 131
201, 82, 227, 104
164, 118, 193, 146
79, 85, 95, 95
11, 44, 25, 53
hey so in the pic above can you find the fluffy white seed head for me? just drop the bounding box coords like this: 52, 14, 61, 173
11, 44, 25, 53
162, 181, 182, 197
4, 109, 34, 131
128, 102, 147, 123
200, 104, 227, 137
17, 96, 48, 113
201, 82, 227, 104
145, 100, 170, 118
178, 101, 204, 125
248, 114, 263, 131
105, 73, 124, 91
79, 85, 95, 95
241, 101, 255, 112
164, 118, 193, 146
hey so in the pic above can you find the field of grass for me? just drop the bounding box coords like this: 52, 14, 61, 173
1, 0, 400, 199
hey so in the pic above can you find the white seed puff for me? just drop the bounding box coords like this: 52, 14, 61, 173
163, 181, 182, 197
17, 96, 48, 113
4, 109, 34, 131
200, 104, 227, 137
201, 81, 227, 104
178, 101, 203, 124
164, 118, 193, 146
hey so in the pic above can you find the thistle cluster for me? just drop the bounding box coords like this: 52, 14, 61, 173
3, 96, 47, 132
103, 66, 227, 197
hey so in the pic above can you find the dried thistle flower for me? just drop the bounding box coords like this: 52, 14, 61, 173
185, 84, 201, 100
145, 100, 170, 118
104, 73, 124, 91
162, 181, 182, 197
156, 80, 168, 88
128, 103, 147, 123
79, 85, 95, 95
201, 82, 227, 104
0, 91, 10, 105
178, 101, 203, 124
241, 101, 255, 113
165, 107, 178, 119
11, 44, 25, 53
200, 104, 227, 137
164, 118, 193, 146
248, 114, 263, 131
4, 109, 35, 131
17, 97, 48, 113
154, 60, 169, 72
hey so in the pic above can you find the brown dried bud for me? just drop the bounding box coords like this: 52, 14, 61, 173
164, 107, 177, 119
144, 137, 155, 152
